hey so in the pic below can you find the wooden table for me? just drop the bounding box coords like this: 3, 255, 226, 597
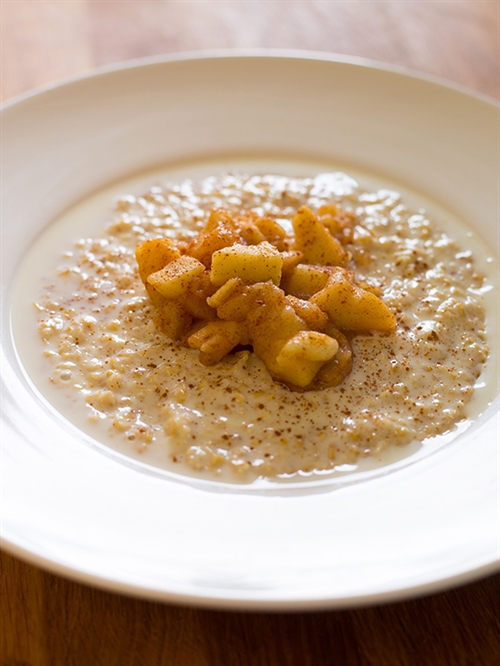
1, 2, 499, 664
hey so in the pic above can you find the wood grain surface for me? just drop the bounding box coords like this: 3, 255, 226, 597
1, 2, 499, 665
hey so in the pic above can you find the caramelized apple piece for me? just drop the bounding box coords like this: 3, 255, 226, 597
235, 214, 267, 245
135, 238, 181, 284
153, 300, 193, 340
210, 280, 273, 323
145, 284, 167, 308
183, 271, 217, 320
314, 326, 353, 388
310, 267, 396, 332
285, 294, 328, 331
275, 331, 339, 388
253, 215, 288, 250
210, 241, 283, 287
187, 320, 246, 365
244, 283, 307, 384
279, 250, 304, 283
318, 204, 355, 244
283, 263, 331, 298
292, 206, 351, 267
147, 256, 205, 299
186, 209, 242, 267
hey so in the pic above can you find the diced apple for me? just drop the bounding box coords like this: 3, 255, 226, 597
147, 255, 205, 299
283, 263, 331, 297
207, 277, 243, 309
285, 295, 328, 331
145, 283, 166, 308
274, 331, 339, 388
186, 209, 242, 267
314, 326, 353, 388
310, 267, 396, 332
153, 300, 193, 340
210, 241, 283, 287
135, 238, 181, 284
254, 216, 288, 250
209, 280, 259, 322
292, 206, 351, 267
187, 320, 246, 365
236, 215, 267, 245
183, 271, 217, 320
279, 250, 304, 283
318, 203, 355, 243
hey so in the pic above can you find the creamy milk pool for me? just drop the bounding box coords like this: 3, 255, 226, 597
11, 158, 499, 485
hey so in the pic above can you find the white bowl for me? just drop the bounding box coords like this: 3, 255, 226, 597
1, 52, 499, 610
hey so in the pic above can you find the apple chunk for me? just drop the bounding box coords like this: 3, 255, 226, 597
135, 237, 181, 284
310, 267, 396, 332
210, 241, 283, 287
147, 256, 205, 299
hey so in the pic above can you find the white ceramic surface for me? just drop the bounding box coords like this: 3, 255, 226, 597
1, 52, 499, 610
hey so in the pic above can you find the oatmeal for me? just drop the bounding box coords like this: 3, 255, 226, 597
34, 171, 490, 480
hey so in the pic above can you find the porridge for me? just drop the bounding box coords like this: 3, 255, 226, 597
32, 169, 490, 481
